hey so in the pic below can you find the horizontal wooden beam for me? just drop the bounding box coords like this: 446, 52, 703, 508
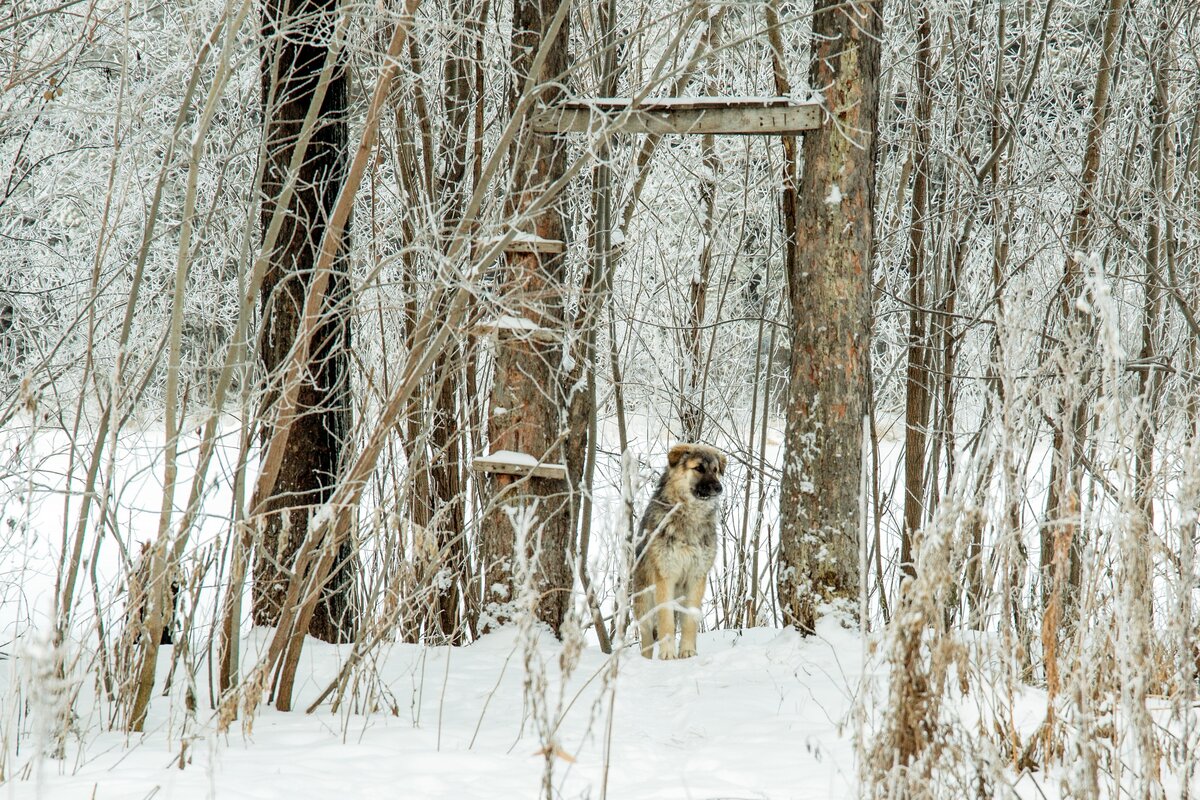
530, 97, 821, 136
470, 315, 560, 343
482, 233, 566, 254
473, 451, 568, 481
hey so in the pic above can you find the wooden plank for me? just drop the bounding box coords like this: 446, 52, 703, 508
473, 451, 568, 481
530, 98, 822, 136
483, 232, 566, 254
558, 96, 811, 111
470, 315, 560, 343
506, 235, 566, 254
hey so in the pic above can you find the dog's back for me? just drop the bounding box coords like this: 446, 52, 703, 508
633, 443, 726, 659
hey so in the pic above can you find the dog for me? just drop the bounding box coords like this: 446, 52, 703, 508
633, 443, 726, 659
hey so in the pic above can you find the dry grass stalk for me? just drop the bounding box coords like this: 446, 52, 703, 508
867, 493, 974, 797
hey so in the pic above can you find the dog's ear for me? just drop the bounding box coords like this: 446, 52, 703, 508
717, 452, 728, 474
667, 444, 691, 468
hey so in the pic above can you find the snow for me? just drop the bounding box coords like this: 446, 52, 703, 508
0, 420, 874, 800
559, 339, 577, 372
308, 501, 334, 534
4, 625, 865, 799
484, 231, 562, 248
585, 96, 798, 107
485, 315, 542, 332
509, 233, 556, 247
481, 449, 540, 467
2, 417, 1193, 799
477, 316, 559, 341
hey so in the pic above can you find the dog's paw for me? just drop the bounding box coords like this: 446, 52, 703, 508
678, 648, 697, 658
658, 644, 677, 660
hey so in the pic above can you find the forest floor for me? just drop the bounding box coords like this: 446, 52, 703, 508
0, 418, 1068, 799
9, 622, 870, 799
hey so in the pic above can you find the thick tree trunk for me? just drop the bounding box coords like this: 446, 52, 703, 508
479, 0, 574, 634
777, 0, 882, 634
255, 0, 355, 643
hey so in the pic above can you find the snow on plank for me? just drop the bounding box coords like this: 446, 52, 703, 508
471, 315, 560, 343
473, 450, 568, 480
531, 97, 822, 136
481, 231, 566, 254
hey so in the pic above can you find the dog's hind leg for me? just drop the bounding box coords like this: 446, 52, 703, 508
678, 574, 707, 658
633, 584, 655, 659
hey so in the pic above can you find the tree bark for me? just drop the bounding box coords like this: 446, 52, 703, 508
403, 0, 477, 643
255, 0, 355, 643
680, 129, 718, 442
1134, 9, 1171, 588
424, 0, 478, 644
479, 0, 574, 635
777, 0, 883, 633
1040, 0, 1126, 628
900, 5, 933, 581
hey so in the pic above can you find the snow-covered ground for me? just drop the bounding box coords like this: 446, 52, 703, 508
5, 414, 1192, 799
9, 624, 865, 799
0, 416, 878, 799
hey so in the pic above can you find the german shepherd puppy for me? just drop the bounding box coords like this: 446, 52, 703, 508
633, 443, 726, 659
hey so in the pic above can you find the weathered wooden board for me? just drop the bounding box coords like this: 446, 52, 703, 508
482, 232, 566, 254
530, 97, 822, 136
473, 451, 568, 481
470, 315, 560, 343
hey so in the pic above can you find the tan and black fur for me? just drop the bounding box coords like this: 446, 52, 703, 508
633, 443, 726, 659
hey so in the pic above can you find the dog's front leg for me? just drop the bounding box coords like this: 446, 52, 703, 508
678, 575, 706, 658
654, 577, 677, 659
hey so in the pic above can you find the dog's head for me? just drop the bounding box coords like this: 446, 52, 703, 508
665, 443, 727, 501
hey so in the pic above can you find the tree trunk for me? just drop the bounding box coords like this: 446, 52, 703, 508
680, 129, 718, 442
777, 0, 883, 633
425, 0, 476, 642
572, 0, 621, 655
900, 5, 933, 581
479, 0, 574, 635
255, 0, 355, 643
1041, 0, 1126, 630
404, 0, 478, 643
1134, 9, 1171, 593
